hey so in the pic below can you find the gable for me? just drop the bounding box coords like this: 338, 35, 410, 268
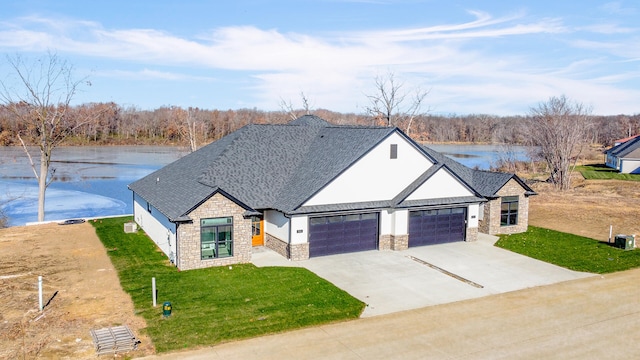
405, 167, 474, 200
303, 131, 434, 206
496, 178, 528, 197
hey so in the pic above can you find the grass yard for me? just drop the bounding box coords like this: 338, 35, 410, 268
496, 226, 640, 274
577, 164, 640, 181
93, 217, 365, 353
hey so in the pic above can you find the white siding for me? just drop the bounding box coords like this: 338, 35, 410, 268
395, 210, 408, 235
304, 132, 433, 206
290, 215, 308, 244
133, 193, 176, 263
264, 210, 290, 242
620, 159, 640, 174
406, 168, 473, 200
467, 203, 479, 228
380, 209, 409, 237
380, 209, 393, 235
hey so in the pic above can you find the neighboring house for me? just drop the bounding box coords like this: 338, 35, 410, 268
613, 134, 640, 146
129, 115, 535, 270
604, 136, 640, 174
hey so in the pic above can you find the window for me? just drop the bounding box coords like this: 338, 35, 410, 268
500, 196, 519, 226
201, 217, 233, 259
390, 144, 398, 159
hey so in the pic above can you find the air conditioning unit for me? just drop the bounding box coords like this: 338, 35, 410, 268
614, 234, 635, 250
124, 222, 138, 233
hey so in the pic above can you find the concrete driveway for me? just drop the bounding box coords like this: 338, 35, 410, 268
142, 268, 640, 360
252, 234, 593, 317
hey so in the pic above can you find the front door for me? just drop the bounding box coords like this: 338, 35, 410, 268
251, 217, 264, 246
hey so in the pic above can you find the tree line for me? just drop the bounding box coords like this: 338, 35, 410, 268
1, 102, 638, 148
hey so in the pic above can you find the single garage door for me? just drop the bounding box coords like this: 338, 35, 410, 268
409, 208, 466, 247
309, 213, 378, 257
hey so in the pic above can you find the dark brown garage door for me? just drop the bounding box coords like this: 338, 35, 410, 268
309, 213, 378, 257
409, 208, 466, 247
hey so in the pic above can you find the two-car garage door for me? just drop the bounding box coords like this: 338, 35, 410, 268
408, 208, 466, 247
309, 213, 378, 257
308, 208, 467, 257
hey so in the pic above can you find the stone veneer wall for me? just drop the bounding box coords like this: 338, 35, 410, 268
391, 235, 408, 250
379, 234, 392, 250
176, 193, 252, 270
265, 233, 310, 261
466, 227, 478, 242
480, 179, 529, 235
265, 233, 289, 258
290, 243, 309, 261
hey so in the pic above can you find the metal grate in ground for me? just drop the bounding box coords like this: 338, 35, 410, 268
90, 325, 140, 355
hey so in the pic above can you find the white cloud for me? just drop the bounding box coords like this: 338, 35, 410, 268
571, 39, 640, 59
347, 11, 565, 43
578, 23, 635, 34
0, 9, 638, 115
600, 1, 637, 15
98, 68, 215, 81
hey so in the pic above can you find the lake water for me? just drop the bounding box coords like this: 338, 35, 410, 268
0, 146, 184, 226
0, 144, 528, 227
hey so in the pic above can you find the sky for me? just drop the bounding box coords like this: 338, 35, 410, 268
0, 0, 638, 116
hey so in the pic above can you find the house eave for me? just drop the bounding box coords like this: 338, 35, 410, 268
287, 195, 486, 216
395, 196, 486, 209
289, 200, 392, 216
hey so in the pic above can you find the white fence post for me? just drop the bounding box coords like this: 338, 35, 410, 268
38, 276, 43, 311
152, 277, 157, 307
609, 225, 613, 243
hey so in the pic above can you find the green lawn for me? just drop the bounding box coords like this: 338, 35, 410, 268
495, 226, 640, 274
577, 164, 640, 181
92, 217, 364, 353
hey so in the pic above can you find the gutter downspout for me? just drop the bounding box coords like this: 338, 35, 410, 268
175, 223, 180, 268
285, 213, 292, 260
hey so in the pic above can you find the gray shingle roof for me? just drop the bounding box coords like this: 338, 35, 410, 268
130, 120, 395, 221
129, 116, 534, 222
128, 131, 242, 221
605, 137, 640, 158
287, 114, 332, 127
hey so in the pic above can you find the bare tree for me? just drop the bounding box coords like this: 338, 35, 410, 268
404, 88, 429, 137
300, 91, 312, 115
526, 95, 591, 191
0, 53, 90, 222
279, 91, 313, 120
174, 107, 199, 152
365, 71, 429, 134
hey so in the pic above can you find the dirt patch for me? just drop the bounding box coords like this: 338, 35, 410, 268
529, 177, 640, 241
0, 221, 153, 359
